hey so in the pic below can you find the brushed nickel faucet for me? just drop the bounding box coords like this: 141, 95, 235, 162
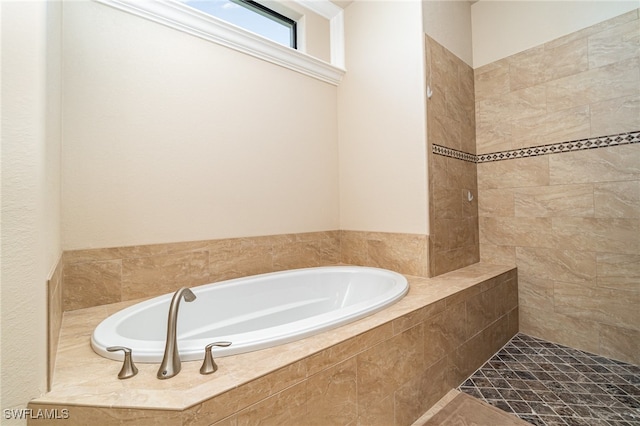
157, 287, 196, 379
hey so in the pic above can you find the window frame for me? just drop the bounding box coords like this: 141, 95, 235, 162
231, 0, 298, 49
95, 0, 345, 85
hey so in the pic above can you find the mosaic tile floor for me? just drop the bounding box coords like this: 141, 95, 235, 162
459, 333, 640, 426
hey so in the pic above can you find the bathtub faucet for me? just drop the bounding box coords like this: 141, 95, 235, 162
157, 287, 196, 379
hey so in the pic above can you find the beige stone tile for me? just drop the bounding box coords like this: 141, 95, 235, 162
453, 325, 500, 382
479, 243, 516, 266
429, 111, 463, 151
480, 216, 551, 247
306, 322, 393, 376
236, 381, 307, 426
430, 245, 479, 278
479, 85, 547, 122
509, 45, 546, 91
209, 238, 273, 282
507, 307, 519, 338
516, 247, 596, 285
549, 144, 640, 185
356, 324, 424, 409
429, 36, 460, 95
594, 180, 640, 219
63, 260, 122, 311
588, 18, 640, 69
356, 393, 394, 426
597, 253, 640, 291
513, 184, 594, 217
474, 59, 510, 101
517, 273, 555, 313
305, 358, 357, 425
446, 217, 477, 250
465, 286, 503, 339
392, 299, 446, 336
121, 250, 210, 300
233, 360, 307, 410
433, 185, 463, 219
210, 415, 237, 426
510, 105, 590, 149
477, 156, 549, 189
395, 358, 450, 426
461, 188, 478, 220
184, 389, 242, 426
546, 57, 640, 112
519, 305, 600, 355
590, 93, 640, 137
412, 389, 461, 426
339, 230, 368, 266
423, 302, 466, 367
599, 323, 640, 365
475, 108, 513, 155
553, 282, 639, 330
272, 236, 340, 271
551, 217, 640, 254
543, 36, 589, 82
366, 232, 429, 277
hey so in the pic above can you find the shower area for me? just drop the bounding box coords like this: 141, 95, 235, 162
423, 4, 639, 425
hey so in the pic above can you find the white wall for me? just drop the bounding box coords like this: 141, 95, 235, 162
62, 0, 339, 250
338, 0, 428, 234
422, 0, 474, 66
1, 0, 62, 417
472, 0, 640, 68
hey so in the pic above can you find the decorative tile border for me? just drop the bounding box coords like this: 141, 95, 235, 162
432, 144, 477, 163
433, 131, 640, 163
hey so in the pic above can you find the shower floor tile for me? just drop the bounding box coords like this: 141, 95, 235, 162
459, 333, 640, 426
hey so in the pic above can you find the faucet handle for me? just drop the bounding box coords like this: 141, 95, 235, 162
107, 346, 139, 379
200, 341, 232, 375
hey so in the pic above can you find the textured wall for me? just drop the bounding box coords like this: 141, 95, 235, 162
62, 1, 339, 250
476, 10, 640, 364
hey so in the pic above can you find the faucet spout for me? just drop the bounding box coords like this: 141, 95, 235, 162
157, 287, 196, 379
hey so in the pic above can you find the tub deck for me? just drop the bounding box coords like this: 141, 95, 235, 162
29, 262, 518, 425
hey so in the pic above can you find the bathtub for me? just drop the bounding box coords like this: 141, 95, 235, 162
91, 266, 408, 363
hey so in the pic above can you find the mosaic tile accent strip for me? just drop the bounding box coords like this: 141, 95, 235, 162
459, 333, 640, 426
432, 144, 477, 163
432, 131, 640, 164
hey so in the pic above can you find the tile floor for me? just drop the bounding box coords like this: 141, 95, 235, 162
459, 333, 640, 426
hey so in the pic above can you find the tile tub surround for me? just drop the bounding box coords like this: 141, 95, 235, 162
51, 230, 429, 400
30, 263, 517, 425
476, 9, 640, 365
61, 230, 432, 313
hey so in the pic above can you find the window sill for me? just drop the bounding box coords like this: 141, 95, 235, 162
95, 0, 346, 85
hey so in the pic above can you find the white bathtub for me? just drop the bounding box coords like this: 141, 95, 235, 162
91, 266, 409, 363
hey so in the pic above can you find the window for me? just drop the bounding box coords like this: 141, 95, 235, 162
95, 0, 345, 85
183, 0, 297, 49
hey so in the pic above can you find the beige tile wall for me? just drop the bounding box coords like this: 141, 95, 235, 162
426, 36, 480, 277
62, 231, 341, 311
476, 9, 640, 364
62, 230, 434, 312
340, 230, 429, 277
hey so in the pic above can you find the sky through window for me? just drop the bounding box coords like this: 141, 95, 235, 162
184, 0, 295, 47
